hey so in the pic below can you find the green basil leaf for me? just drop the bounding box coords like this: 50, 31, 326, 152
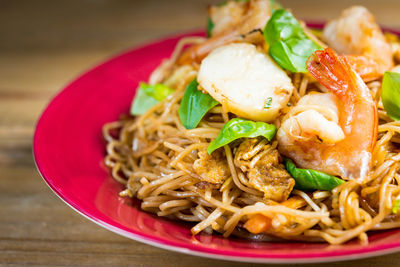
207, 17, 214, 38
207, 118, 277, 154
178, 78, 219, 130
382, 71, 400, 121
130, 82, 174, 116
264, 9, 322, 73
393, 199, 400, 214
284, 158, 345, 191
142, 83, 174, 101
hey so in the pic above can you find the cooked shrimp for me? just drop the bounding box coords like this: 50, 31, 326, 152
283, 92, 345, 144
277, 48, 378, 180
198, 43, 293, 122
177, 0, 271, 65
323, 6, 393, 81
208, 0, 246, 37
281, 108, 345, 144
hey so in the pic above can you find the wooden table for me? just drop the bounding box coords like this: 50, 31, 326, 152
1, 0, 400, 266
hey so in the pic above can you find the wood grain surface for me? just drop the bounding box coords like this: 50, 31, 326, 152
1, 0, 400, 266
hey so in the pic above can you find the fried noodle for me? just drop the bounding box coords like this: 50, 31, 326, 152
103, 32, 400, 244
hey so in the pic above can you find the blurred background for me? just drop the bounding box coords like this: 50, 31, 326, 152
1, 0, 400, 266
2, 0, 400, 143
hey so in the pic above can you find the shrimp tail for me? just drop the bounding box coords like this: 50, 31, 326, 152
306, 47, 378, 156
306, 48, 360, 102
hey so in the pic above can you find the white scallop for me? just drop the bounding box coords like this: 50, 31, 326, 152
198, 43, 293, 122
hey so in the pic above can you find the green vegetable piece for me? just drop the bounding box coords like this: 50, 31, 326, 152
207, 17, 214, 38
130, 82, 174, 115
178, 78, 219, 130
284, 158, 345, 191
264, 97, 273, 109
393, 199, 400, 214
207, 118, 277, 154
264, 9, 322, 73
382, 71, 400, 121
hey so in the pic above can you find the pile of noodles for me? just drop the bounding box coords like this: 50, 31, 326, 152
103, 35, 400, 245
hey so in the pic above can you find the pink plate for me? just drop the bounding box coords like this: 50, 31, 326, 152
34, 25, 400, 263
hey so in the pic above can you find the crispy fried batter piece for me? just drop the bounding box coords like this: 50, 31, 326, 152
234, 138, 294, 202
193, 149, 230, 187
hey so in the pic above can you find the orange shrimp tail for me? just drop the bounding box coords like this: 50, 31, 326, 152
306, 48, 378, 153
306, 48, 358, 102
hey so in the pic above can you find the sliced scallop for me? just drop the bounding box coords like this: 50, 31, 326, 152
198, 43, 293, 122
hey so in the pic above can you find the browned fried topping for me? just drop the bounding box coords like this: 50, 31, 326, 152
234, 138, 295, 202
193, 149, 230, 186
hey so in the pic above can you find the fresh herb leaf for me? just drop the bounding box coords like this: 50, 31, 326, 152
207, 17, 214, 38
142, 83, 174, 101
382, 71, 400, 121
264, 97, 273, 109
284, 158, 345, 191
178, 78, 219, 130
264, 9, 322, 73
393, 199, 400, 214
130, 82, 174, 115
207, 118, 277, 154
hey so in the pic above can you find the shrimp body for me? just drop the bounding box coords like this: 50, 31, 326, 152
323, 6, 393, 81
277, 48, 378, 180
178, 0, 271, 65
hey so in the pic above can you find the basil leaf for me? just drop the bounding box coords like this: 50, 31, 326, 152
207, 118, 277, 154
142, 83, 174, 101
178, 78, 219, 130
393, 199, 400, 214
207, 17, 214, 38
284, 158, 345, 191
382, 71, 400, 121
130, 82, 174, 115
264, 9, 322, 73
